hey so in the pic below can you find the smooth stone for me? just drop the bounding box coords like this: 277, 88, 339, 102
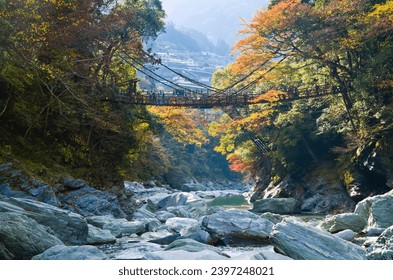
0, 212, 63, 260
115, 242, 163, 260
86, 224, 116, 245
157, 193, 189, 209
147, 193, 172, 211
179, 183, 207, 192
133, 205, 157, 220
165, 217, 199, 233
180, 230, 211, 244
140, 230, 172, 241
334, 229, 357, 241
155, 211, 176, 222
0, 243, 14, 260
201, 209, 273, 246
1, 198, 88, 245
150, 234, 181, 245
260, 212, 285, 224
26, 184, 61, 206
102, 220, 145, 238
195, 190, 242, 199
142, 249, 228, 260
61, 186, 125, 218
32, 245, 107, 260
165, 206, 192, 218
366, 225, 393, 260
63, 179, 87, 189
364, 228, 386, 236
86, 215, 145, 238
271, 219, 366, 260
141, 218, 162, 232
354, 193, 393, 230
252, 198, 300, 214
165, 239, 223, 255
86, 215, 116, 228
232, 251, 293, 260
353, 236, 378, 247
320, 213, 367, 233
363, 237, 379, 247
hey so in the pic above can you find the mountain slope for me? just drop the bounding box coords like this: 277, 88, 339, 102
161, 0, 270, 44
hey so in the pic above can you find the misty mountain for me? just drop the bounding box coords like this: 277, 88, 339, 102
153, 23, 231, 56
161, 0, 270, 44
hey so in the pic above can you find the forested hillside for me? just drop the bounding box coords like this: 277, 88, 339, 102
210, 0, 393, 201
0, 0, 238, 189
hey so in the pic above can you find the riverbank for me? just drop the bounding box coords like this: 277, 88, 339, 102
1, 163, 393, 260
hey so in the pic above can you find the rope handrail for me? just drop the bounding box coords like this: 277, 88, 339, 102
102, 84, 344, 108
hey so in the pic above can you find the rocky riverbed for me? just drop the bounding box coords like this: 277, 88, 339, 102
1, 164, 393, 260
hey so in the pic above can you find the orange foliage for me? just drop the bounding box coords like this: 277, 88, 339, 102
227, 153, 254, 173
148, 106, 209, 147
249, 90, 284, 104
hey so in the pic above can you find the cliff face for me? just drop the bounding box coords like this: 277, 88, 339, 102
250, 137, 393, 214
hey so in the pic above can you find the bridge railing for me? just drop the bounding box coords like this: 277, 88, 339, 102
107, 84, 345, 107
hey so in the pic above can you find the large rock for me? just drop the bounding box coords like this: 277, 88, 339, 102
142, 249, 228, 260
26, 184, 61, 206
201, 209, 273, 246
270, 219, 366, 260
180, 230, 211, 244
0, 244, 14, 260
164, 204, 209, 219
32, 245, 107, 260
63, 179, 87, 189
86, 215, 115, 228
164, 206, 192, 218
86, 224, 116, 245
1, 198, 88, 245
301, 168, 356, 214
0, 212, 63, 260
115, 242, 163, 260
262, 177, 304, 202
128, 181, 170, 202
366, 225, 393, 260
343, 142, 391, 200
155, 211, 176, 222
334, 229, 357, 241
147, 193, 173, 211
86, 215, 145, 238
252, 198, 301, 214
178, 182, 207, 192
140, 230, 173, 241
157, 193, 190, 209
232, 251, 293, 260
320, 213, 367, 233
354, 192, 393, 230
60, 186, 125, 218
0, 164, 60, 206
165, 217, 199, 233
101, 220, 145, 238
260, 212, 285, 224
141, 218, 162, 232
150, 234, 181, 245
133, 205, 157, 220
165, 239, 223, 255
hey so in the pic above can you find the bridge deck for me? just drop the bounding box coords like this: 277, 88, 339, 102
105, 85, 344, 108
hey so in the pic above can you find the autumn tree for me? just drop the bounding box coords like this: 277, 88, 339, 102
0, 0, 166, 187
210, 0, 393, 184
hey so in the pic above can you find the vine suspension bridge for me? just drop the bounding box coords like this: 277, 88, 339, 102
104, 53, 348, 109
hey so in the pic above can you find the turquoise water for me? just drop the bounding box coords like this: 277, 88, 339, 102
207, 195, 251, 210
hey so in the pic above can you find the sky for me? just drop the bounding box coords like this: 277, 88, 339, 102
159, 0, 269, 44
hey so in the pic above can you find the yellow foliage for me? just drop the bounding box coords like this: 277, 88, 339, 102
148, 106, 209, 147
